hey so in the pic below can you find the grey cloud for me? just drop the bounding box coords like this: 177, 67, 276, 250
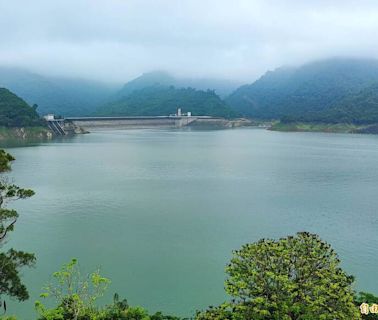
1, 0, 378, 83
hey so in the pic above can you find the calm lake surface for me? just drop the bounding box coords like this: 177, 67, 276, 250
3, 128, 378, 318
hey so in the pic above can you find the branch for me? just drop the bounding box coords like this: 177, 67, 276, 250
0, 218, 17, 241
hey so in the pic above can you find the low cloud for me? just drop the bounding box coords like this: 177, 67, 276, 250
1, 0, 378, 83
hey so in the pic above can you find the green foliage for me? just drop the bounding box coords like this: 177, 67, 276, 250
97, 85, 237, 119
197, 232, 360, 320
0, 88, 44, 127
196, 303, 242, 320
226, 58, 378, 124
36, 258, 110, 320
0, 149, 36, 305
99, 297, 181, 320
36, 259, 180, 320
0, 249, 36, 301
0, 150, 14, 172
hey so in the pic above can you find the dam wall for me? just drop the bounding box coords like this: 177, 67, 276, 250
46, 116, 252, 135
69, 118, 177, 129
66, 116, 199, 130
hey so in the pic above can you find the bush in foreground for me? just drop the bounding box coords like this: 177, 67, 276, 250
35, 259, 180, 320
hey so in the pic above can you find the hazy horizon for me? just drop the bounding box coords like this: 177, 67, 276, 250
2, 56, 378, 87
1, 1, 378, 84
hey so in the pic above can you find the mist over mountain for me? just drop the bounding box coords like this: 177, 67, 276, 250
115, 71, 242, 99
0, 67, 117, 116
226, 58, 378, 123
0, 68, 241, 117
100, 71, 240, 118
3, 58, 378, 124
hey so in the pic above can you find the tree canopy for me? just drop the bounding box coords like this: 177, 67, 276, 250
197, 232, 360, 320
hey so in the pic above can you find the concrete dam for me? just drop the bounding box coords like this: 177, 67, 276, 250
45, 114, 241, 136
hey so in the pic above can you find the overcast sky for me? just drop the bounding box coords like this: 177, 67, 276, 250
1, 0, 378, 83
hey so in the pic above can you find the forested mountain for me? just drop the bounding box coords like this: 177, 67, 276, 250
0, 88, 44, 127
295, 83, 378, 124
226, 58, 378, 123
96, 85, 237, 118
115, 71, 241, 99
0, 67, 117, 116
0, 68, 239, 117
5, 59, 378, 124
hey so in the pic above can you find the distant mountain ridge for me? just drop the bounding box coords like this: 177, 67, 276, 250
0, 67, 117, 116
115, 71, 242, 99
4, 59, 378, 124
0, 68, 241, 117
226, 58, 378, 124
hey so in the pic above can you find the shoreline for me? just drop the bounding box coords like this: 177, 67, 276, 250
0, 126, 53, 141
268, 121, 378, 134
2, 120, 378, 143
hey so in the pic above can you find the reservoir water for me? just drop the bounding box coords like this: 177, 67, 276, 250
3, 128, 378, 318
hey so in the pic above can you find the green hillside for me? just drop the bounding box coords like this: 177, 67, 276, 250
97, 85, 237, 118
284, 83, 378, 124
226, 58, 378, 122
0, 87, 44, 127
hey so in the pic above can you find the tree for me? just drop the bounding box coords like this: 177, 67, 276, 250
35, 259, 181, 320
0, 149, 36, 308
35, 258, 110, 320
197, 232, 360, 320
